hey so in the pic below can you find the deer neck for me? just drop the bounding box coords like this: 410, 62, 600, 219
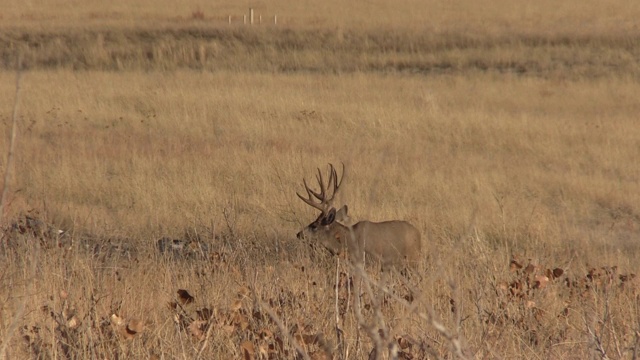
331, 222, 355, 243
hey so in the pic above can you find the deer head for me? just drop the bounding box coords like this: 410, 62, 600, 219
296, 163, 347, 245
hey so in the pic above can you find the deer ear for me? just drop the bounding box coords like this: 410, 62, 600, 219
335, 205, 348, 221
322, 208, 336, 225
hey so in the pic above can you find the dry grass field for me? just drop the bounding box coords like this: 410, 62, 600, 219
1, 1, 640, 359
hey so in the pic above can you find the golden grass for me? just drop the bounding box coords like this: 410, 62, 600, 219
1, 69, 639, 358
1, 1, 640, 357
2, 71, 639, 249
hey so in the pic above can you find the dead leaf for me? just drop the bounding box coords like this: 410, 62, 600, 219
533, 275, 549, 289
302, 333, 322, 346
67, 315, 81, 329
237, 287, 250, 299
260, 328, 274, 340
524, 263, 536, 274
396, 335, 411, 349
232, 312, 249, 331
230, 299, 242, 312
189, 320, 208, 340
111, 314, 125, 326
258, 342, 270, 358
222, 324, 235, 334
127, 319, 144, 334
241, 340, 255, 360
177, 289, 194, 305
197, 307, 215, 320
309, 351, 331, 360
553, 268, 564, 279
510, 259, 523, 272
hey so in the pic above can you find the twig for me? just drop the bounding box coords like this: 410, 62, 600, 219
356, 269, 470, 360
0, 67, 22, 221
195, 308, 218, 359
222, 205, 235, 238
258, 300, 311, 360
334, 257, 345, 358
352, 262, 384, 360
586, 323, 610, 360
0, 64, 24, 360
632, 330, 640, 360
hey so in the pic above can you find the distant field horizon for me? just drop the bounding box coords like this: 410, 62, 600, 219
3, 0, 640, 33
1, 1, 639, 358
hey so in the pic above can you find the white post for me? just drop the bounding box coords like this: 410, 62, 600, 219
259, 15, 262, 25
228, 15, 231, 24
274, 14, 277, 25
243, 14, 246, 24
249, 8, 254, 25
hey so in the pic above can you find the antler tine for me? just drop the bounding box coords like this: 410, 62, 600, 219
326, 165, 335, 192
304, 174, 323, 200
325, 163, 345, 207
335, 162, 345, 189
297, 166, 333, 213
297, 163, 345, 213
297, 177, 327, 212
315, 167, 327, 200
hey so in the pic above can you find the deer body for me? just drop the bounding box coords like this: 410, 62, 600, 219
296, 164, 422, 267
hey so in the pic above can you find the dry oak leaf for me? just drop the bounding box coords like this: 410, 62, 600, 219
524, 263, 536, 274
533, 275, 549, 289
237, 286, 250, 299
510, 260, 523, 272
230, 299, 243, 312
309, 351, 332, 360
552, 268, 564, 279
111, 314, 125, 326
232, 312, 250, 331
396, 335, 412, 350
127, 319, 145, 334
260, 328, 274, 340
241, 340, 255, 360
66, 315, 81, 330
189, 320, 208, 340
123, 320, 144, 340
177, 289, 195, 305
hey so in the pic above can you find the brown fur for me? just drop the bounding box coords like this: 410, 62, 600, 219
297, 206, 422, 267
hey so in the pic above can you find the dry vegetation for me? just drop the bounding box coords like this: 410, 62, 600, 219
1, 0, 640, 359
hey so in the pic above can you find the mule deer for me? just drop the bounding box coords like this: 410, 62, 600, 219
296, 164, 421, 267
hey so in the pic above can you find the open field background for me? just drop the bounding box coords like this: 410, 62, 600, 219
1, 0, 640, 359
2, 0, 640, 32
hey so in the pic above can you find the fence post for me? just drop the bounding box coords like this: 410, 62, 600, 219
249, 8, 254, 25
243, 14, 246, 24
228, 15, 231, 24
274, 15, 277, 25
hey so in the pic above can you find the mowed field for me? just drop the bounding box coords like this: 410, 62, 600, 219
1, 1, 640, 359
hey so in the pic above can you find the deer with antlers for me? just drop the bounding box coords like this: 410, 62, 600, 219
296, 163, 422, 267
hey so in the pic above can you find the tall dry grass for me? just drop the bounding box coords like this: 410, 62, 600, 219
1, 71, 639, 254
1, 70, 639, 358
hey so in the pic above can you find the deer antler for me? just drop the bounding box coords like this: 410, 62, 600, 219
297, 163, 345, 214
